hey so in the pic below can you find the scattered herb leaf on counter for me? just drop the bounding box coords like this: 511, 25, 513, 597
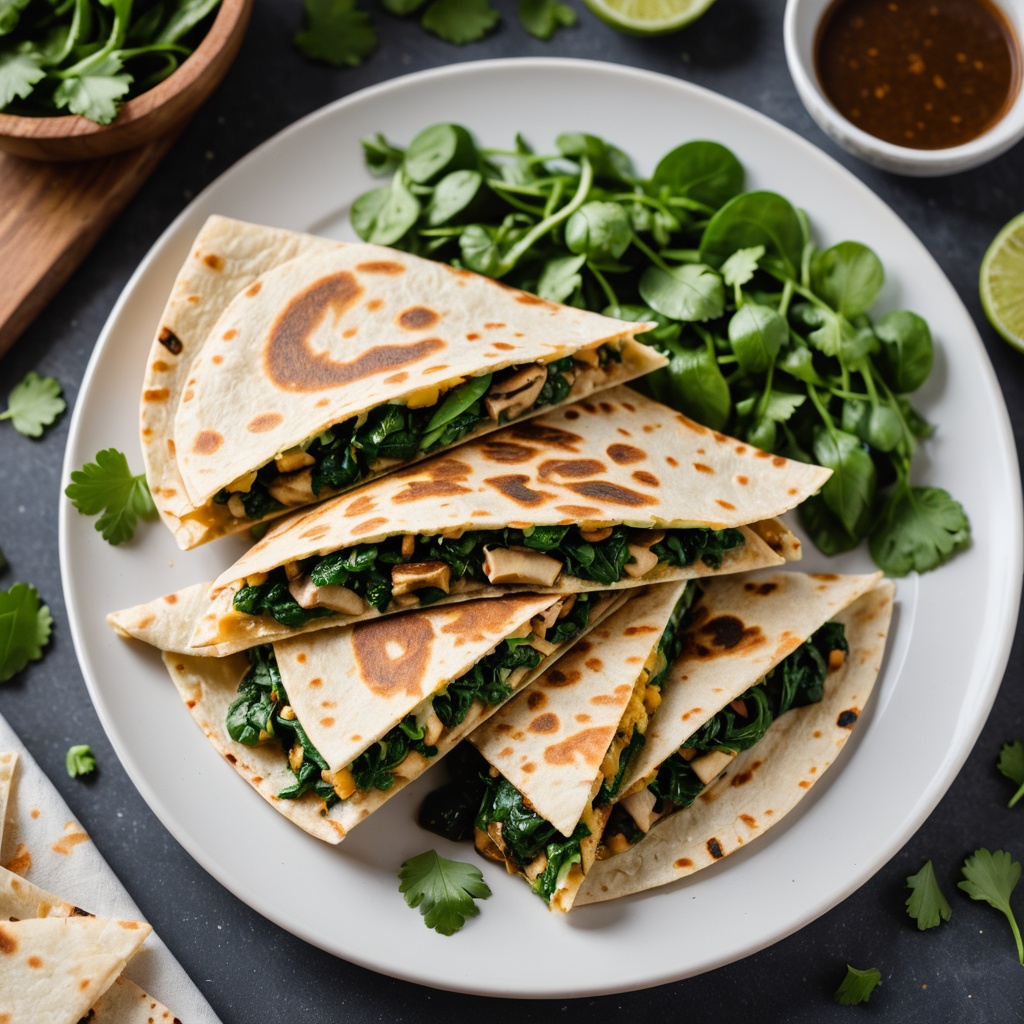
905, 860, 952, 930
958, 849, 1024, 964
518, 0, 577, 38
0, 0, 223, 125
0, 582, 52, 684
0, 372, 65, 438
998, 741, 1024, 809
65, 448, 156, 546
834, 965, 882, 1005
351, 125, 970, 576
293, 0, 378, 68
398, 849, 491, 935
66, 744, 97, 778
420, 0, 500, 44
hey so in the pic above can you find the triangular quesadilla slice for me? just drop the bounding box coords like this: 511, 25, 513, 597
89, 975, 179, 1023
575, 574, 894, 904
0, 915, 150, 1023
146, 216, 665, 550
0, 864, 87, 922
460, 581, 697, 912
163, 590, 627, 843
184, 387, 825, 652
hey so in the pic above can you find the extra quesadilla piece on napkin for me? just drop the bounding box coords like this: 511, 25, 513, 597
151, 218, 665, 550
143, 216, 339, 551
0, 915, 151, 1023
163, 590, 628, 844
575, 574, 894, 905
0, 863, 86, 921
181, 386, 826, 653
89, 974, 180, 1023
454, 581, 699, 912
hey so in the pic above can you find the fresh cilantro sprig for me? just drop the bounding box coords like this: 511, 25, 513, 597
293, 0, 378, 67
0, 582, 53, 684
905, 859, 952, 930
958, 848, 1024, 964
998, 741, 1024, 809
398, 849, 491, 935
421, 0, 499, 43
834, 964, 882, 1005
66, 744, 97, 778
0, 372, 65, 438
65, 448, 156, 546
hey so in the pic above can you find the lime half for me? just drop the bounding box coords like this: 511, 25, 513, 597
582, 0, 716, 35
980, 211, 1024, 352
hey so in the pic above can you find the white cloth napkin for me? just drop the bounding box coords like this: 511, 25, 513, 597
0, 713, 222, 1023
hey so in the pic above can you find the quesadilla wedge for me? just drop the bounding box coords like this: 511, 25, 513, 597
163, 590, 627, 844
425, 581, 698, 912
145, 216, 665, 550
186, 387, 827, 652
574, 572, 894, 905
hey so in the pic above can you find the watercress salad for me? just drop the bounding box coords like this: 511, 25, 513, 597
352, 124, 970, 576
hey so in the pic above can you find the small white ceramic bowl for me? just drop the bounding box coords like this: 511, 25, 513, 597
784, 0, 1024, 176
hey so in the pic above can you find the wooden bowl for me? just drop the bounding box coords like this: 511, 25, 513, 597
0, 0, 253, 162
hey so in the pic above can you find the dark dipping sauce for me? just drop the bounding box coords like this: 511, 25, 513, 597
815, 0, 1022, 149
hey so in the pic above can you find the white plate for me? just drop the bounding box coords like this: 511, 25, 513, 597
60, 59, 1022, 997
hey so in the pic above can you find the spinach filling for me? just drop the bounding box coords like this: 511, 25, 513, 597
232, 524, 745, 628
224, 594, 602, 807
213, 347, 622, 521
602, 620, 849, 845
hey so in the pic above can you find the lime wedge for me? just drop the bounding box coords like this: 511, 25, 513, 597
980, 211, 1024, 352
582, 0, 716, 35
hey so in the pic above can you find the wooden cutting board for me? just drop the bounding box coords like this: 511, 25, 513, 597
0, 136, 176, 361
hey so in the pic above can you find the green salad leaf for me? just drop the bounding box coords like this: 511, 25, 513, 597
66, 744, 97, 778
0, 582, 52, 684
998, 740, 1024, 809
869, 485, 971, 576
398, 850, 491, 935
65, 448, 156, 545
1, 372, 65, 438
905, 859, 951, 930
958, 848, 1024, 964
834, 965, 882, 1005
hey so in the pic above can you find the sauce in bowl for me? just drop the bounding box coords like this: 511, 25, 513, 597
815, 0, 1022, 149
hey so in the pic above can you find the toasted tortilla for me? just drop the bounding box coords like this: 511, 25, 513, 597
186, 386, 825, 651
0, 915, 151, 1023
147, 217, 665, 550
162, 591, 628, 844
469, 581, 694, 911
0, 864, 84, 921
0, 751, 14, 848
575, 579, 895, 904
89, 974, 179, 1023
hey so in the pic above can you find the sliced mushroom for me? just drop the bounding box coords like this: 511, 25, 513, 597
482, 545, 563, 586
268, 468, 315, 506
420, 708, 444, 747
401, 533, 416, 559
391, 560, 451, 596
556, 593, 578, 619
391, 750, 429, 780
288, 575, 365, 615
531, 601, 563, 640
580, 527, 613, 542
528, 634, 560, 657
689, 748, 737, 786
619, 785, 661, 833
484, 365, 547, 421
624, 544, 660, 578
523, 851, 549, 882
274, 449, 316, 473
283, 560, 303, 581
227, 494, 247, 520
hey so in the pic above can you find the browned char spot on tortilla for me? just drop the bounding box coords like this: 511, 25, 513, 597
439, 599, 534, 646
685, 612, 765, 659
301, 524, 331, 541
743, 581, 778, 596
264, 271, 444, 392
394, 459, 472, 502
358, 261, 405, 274
529, 713, 559, 734
706, 838, 724, 859
527, 691, 546, 710
543, 727, 609, 767
481, 440, 537, 464
633, 471, 659, 487
483, 475, 552, 506
0, 925, 16, 954
565, 481, 656, 507
157, 326, 183, 355
545, 666, 582, 688
674, 857, 694, 868
203, 253, 224, 271
345, 494, 377, 517
351, 516, 389, 537
352, 612, 436, 699
247, 281, 262, 297
555, 504, 603, 518
731, 760, 763, 786
607, 443, 645, 465
509, 422, 582, 451
143, 388, 170, 402
538, 458, 606, 480
192, 430, 223, 455
624, 625, 659, 636
398, 306, 440, 330
247, 412, 282, 433
837, 708, 860, 728
384, 372, 409, 385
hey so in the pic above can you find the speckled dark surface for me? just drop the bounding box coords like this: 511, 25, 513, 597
2, 0, 1024, 1019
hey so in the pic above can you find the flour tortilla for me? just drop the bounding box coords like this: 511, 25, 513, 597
162, 591, 628, 844
0, 752, 14, 849
188, 386, 826, 651
575, 579, 895, 904
0, 915, 151, 1023
469, 581, 693, 911
141, 216, 339, 551
148, 217, 664, 550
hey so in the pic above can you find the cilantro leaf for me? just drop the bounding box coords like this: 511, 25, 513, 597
65, 744, 97, 778
518, 0, 576, 39
834, 964, 882, 1005
293, 0, 378, 67
998, 741, 1024, 808
720, 245, 765, 288
65, 448, 155, 546
869, 485, 971, 577
380, 0, 429, 13
52, 55, 132, 126
0, 583, 52, 684
905, 859, 951, 930
0, 372, 65, 438
0, 49, 45, 107
421, 0, 499, 44
958, 848, 1024, 964
398, 849, 491, 935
